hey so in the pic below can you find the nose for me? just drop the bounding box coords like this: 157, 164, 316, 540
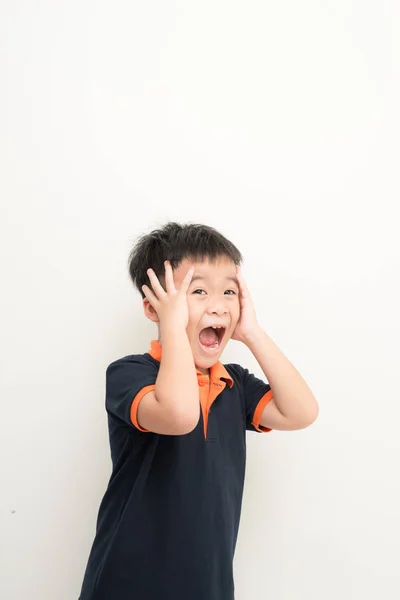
206, 301, 229, 316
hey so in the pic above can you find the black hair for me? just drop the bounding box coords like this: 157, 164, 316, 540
128, 221, 243, 299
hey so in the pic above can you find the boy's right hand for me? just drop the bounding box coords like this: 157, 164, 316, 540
142, 261, 195, 332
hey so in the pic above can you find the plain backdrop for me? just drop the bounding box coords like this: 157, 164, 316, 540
1, 2, 399, 599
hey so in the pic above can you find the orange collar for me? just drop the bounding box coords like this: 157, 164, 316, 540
147, 339, 234, 388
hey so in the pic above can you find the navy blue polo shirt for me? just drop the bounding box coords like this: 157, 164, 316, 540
79, 339, 273, 600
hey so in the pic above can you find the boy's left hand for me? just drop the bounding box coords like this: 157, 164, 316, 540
231, 267, 261, 344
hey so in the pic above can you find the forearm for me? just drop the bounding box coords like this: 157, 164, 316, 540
155, 327, 200, 425
245, 326, 319, 424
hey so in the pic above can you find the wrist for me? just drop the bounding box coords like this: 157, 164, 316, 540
159, 324, 189, 344
242, 325, 264, 347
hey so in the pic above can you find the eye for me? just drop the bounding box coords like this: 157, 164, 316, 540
192, 289, 236, 295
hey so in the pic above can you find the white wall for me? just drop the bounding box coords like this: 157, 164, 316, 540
1, 2, 399, 599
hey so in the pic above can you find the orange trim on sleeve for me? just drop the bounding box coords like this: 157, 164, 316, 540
130, 384, 156, 432
251, 389, 274, 432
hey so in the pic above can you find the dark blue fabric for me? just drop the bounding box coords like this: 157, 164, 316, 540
78, 353, 271, 600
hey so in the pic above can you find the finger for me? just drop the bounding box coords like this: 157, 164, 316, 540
179, 266, 195, 293
235, 266, 243, 286
164, 261, 176, 294
142, 284, 159, 308
146, 268, 167, 298
238, 277, 247, 297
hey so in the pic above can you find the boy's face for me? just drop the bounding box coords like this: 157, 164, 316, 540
173, 257, 241, 374
146, 256, 241, 375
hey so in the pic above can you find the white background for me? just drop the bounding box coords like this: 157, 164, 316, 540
1, 1, 399, 599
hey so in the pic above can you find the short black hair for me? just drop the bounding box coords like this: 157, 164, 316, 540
128, 222, 243, 299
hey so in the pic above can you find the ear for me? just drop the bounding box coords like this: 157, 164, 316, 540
143, 299, 160, 323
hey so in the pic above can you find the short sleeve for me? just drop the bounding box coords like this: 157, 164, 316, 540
241, 366, 274, 433
105, 356, 158, 432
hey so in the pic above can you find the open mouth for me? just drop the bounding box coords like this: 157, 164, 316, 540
198, 326, 226, 353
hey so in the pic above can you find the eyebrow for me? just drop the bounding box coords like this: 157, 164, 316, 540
190, 275, 239, 285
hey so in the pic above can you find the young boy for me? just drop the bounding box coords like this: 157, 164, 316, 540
79, 222, 318, 600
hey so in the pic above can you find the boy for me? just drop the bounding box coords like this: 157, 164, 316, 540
79, 222, 318, 600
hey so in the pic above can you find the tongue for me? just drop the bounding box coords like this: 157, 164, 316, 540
199, 327, 218, 347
